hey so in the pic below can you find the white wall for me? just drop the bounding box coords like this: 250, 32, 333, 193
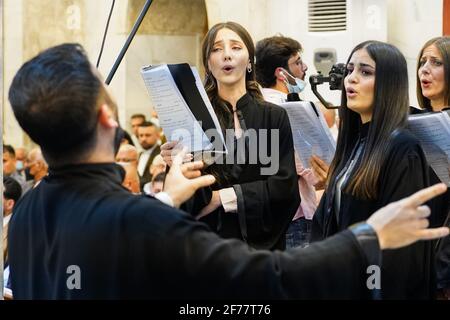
387, 0, 443, 107
3, 0, 24, 148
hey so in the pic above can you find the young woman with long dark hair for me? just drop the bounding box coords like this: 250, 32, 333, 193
311, 41, 435, 299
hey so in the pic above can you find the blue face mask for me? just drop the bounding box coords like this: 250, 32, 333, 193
281, 70, 307, 93
16, 161, 24, 171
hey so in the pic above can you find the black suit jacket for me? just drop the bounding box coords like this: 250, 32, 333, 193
138, 145, 161, 188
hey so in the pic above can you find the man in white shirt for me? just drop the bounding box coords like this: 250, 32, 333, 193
129, 114, 145, 152
255, 35, 329, 248
137, 121, 161, 189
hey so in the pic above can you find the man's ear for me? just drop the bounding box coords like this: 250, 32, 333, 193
275, 67, 286, 81
98, 103, 118, 129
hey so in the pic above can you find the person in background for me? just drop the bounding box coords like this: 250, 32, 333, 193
24, 147, 48, 187
120, 130, 135, 147
137, 121, 161, 189
416, 36, 450, 300
150, 172, 166, 196
14, 147, 28, 177
130, 113, 146, 152
255, 35, 327, 248
3, 145, 30, 195
116, 144, 139, 168
3, 176, 22, 265
118, 162, 141, 194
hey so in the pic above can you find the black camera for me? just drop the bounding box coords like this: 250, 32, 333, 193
309, 63, 346, 109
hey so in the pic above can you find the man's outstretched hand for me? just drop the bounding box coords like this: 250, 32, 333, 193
163, 148, 215, 208
367, 183, 449, 250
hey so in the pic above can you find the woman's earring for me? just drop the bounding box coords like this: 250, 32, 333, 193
247, 64, 252, 73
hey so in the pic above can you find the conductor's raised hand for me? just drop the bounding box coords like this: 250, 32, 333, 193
163, 148, 215, 208
367, 183, 450, 250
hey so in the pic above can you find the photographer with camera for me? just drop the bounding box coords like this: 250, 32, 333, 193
255, 36, 330, 249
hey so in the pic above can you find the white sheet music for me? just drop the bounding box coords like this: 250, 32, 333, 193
191, 67, 227, 153
141, 65, 212, 153
408, 112, 450, 186
280, 101, 336, 168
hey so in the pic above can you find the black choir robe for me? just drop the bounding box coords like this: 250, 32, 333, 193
410, 106, 450, 291
311, 123, 436, 299
182, 93, 300, 250
9, 163, 376, 299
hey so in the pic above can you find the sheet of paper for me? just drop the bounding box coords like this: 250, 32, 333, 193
280, 101, 336, 168
408, 112, 450, 186
141, 65, 212, 153
191, 67, 227, 154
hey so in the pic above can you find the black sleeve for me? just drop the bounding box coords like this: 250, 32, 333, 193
377, 137, 434, 299
234, 109, 300, 249
378, 141, 429, 206
153, 212, 372, 299
179, 187, 212, 216
436, 234, 450, 290
310, 192, 327, 242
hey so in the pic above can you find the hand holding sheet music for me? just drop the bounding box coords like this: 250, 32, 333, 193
279, 101, 336, 168
408, 111, 450, 186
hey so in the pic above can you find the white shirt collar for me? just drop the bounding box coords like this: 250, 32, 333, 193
3, 214, 12, 228
261, 88, 288, 105
140, 144, 157, 156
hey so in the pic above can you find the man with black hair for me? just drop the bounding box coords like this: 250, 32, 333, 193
6, 43, 449, 299
255, 36, 307, 104
3, 145, 30, 195
255, 36, 334, 249
137, 121, 161, 187
130, 113, 146, 151
3, 177, 22, 264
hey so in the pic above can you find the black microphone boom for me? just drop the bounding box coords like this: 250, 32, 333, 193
105, 0, 154, 85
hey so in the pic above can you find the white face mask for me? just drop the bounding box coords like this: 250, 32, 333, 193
280, 69, 307, 93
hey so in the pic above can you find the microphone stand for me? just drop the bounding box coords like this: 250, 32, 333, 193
105, 0, 154, 85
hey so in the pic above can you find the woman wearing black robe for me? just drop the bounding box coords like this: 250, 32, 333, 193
311, 41, 436, 299
415, 36, 450, 299
161, 22, 299, 250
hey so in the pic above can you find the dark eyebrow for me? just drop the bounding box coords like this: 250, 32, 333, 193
359, 63, 375, 69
